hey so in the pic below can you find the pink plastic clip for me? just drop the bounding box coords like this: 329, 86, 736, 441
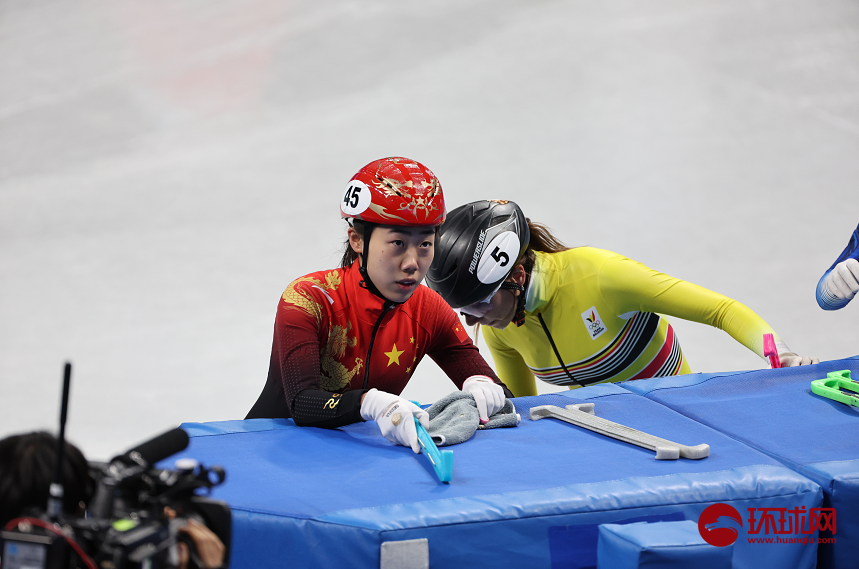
763, 333, 780, 369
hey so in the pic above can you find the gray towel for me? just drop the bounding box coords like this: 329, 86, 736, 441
425, 391, 519, 446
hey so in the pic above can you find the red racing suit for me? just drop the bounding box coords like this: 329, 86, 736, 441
246, 260, 510, 428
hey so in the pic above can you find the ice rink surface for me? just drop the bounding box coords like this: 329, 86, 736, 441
1, 0, 857, 459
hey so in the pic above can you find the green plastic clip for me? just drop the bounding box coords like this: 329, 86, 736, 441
811, 370, 859, 408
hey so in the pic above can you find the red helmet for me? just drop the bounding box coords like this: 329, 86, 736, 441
340, 157, 446, 226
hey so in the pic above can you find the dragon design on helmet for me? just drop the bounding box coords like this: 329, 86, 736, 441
341, 156, 446, 227
372, 175, 441, 221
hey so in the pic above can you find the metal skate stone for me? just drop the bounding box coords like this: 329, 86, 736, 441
529, 403, 709, 460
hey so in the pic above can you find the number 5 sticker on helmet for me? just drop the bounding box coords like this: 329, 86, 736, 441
476, 231, 521, 284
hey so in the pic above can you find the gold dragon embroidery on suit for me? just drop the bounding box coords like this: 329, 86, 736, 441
281, 270, 363, 390
319, 321, 363, 391
281, 271, 342, 319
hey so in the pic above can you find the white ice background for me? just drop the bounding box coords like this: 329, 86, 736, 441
1, 0, 857, 460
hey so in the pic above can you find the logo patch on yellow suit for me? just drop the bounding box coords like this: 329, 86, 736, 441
581, 306, 607, 340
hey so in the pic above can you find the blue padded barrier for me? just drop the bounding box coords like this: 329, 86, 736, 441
167, 385, 821, 569
597, 520, 732, 569
620, 355, 859, 569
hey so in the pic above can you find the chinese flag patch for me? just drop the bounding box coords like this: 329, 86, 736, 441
453, 322, 471, 343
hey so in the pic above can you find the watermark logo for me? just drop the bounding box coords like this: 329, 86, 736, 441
698, 504, 837, 546
698, 503, 743, 547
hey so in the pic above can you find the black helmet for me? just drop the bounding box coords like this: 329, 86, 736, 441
426, 200, 530, 308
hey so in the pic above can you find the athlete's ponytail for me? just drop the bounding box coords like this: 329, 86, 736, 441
526, 219, 569, 254
515, 219, 571, 273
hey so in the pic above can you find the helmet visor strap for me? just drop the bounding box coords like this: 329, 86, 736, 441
459, 279, 522, 317
459, 299, 493, 318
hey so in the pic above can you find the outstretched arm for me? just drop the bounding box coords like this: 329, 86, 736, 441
602, 254, 818, 367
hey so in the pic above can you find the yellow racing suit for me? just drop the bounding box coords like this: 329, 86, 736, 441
482, 247, 781, 396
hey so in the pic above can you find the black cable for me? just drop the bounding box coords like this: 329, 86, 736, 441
48, 362, 72, 521
537, 313, 585, 388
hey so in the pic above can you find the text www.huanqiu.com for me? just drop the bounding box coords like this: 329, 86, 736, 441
747, 537, 837, 544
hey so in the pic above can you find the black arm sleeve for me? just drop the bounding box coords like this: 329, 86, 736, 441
291, 388, 365, 428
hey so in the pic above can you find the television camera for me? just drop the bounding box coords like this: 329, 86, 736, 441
0, 364, 231, 569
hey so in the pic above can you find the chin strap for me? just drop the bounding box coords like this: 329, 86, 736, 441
357, 225, 403, 306
358, 261, 390, 302
499, 274, 529, 327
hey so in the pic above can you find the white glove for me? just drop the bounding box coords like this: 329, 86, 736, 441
462, 375, 505, 424
360, 389, 429, 453
775, 341, 820, 367
823, 258, 859, 302
779, 353, 820, 367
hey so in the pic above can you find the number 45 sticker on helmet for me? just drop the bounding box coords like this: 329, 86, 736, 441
342, 180, 371, 217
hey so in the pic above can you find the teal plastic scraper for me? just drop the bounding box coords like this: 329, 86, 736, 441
411, 401, 453, 483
